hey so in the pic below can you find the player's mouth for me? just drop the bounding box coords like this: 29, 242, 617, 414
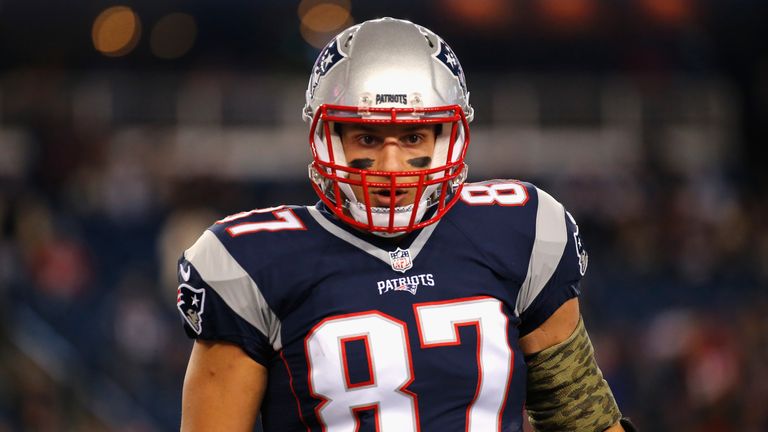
370, 188, 409, 207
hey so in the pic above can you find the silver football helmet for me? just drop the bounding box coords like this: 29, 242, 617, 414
304, 17, 473, 235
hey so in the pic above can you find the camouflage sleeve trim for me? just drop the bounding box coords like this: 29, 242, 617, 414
525, 316, 622, 432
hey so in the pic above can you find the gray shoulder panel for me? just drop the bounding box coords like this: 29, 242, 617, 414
184, 230, 282, 351
515, 188, 568, 316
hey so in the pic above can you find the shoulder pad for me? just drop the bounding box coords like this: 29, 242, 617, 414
181, 229, 282, 351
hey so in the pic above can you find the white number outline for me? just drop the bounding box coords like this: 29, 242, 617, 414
217, 206, 307, 237
414, 296, 513, 432
460, 182, 529, 207
303, 297, 514, 432
304, 311, 420, 432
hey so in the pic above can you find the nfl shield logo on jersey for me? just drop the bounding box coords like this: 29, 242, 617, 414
389, 248, 413, 273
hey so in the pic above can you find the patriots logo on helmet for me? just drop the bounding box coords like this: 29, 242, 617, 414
435, 40, 467, 92
177, 283, 206, 334
308, 37, 345, 99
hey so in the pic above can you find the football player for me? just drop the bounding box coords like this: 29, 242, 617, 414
177, 17, 636, 432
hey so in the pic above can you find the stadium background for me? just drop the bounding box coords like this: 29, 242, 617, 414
1, 0, 767, 430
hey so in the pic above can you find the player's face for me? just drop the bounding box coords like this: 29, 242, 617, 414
338, 123, 437, 208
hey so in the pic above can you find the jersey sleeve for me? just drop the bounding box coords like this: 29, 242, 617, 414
515, 188, 586, 336
176, 229, 282, 366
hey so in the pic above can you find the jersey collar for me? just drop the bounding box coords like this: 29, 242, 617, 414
307, 202, 440, 268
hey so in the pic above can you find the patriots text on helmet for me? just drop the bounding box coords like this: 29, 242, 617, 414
375, 94, 408, 105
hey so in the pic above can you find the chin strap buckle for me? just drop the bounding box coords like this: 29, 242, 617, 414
449, 163, 469, 190
409, 92, 424, 117
308, 163, 331, 192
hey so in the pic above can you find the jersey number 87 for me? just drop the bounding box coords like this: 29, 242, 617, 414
305, 296, 513, 432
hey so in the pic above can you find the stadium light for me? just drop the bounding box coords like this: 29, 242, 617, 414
151, 13, 198, 60
92, 6, 141, 57
298, 0, 353, 49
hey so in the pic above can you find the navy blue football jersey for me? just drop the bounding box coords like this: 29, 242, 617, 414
176, 180, 586, 432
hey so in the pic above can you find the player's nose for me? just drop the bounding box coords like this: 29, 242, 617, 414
376, 138, 407, 172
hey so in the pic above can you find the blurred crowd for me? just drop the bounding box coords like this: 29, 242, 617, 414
1, 68, 767, 432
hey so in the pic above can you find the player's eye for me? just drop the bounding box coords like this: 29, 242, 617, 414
357, 135, 377, 146
404, 134, 423, 145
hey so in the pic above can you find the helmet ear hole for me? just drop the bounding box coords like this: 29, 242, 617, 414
344, 33, 354, 48
423, 34, 434, 48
